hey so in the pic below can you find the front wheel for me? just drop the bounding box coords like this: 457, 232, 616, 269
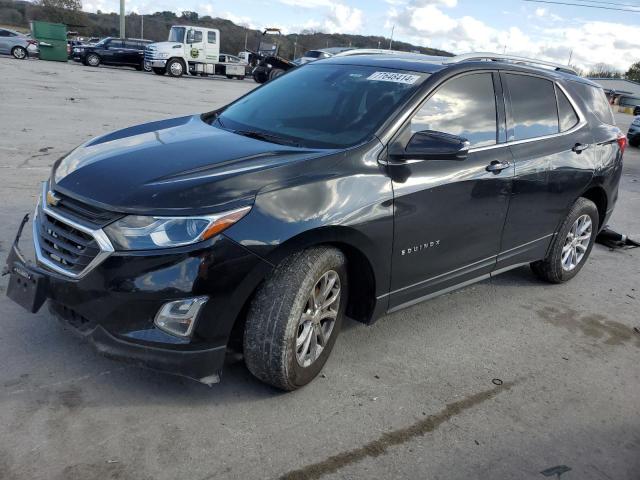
243, 247, 348, 391
11, 46, 27, 59
268, 68, 285, 81
531, 197, 598, 283
166, 58, 184, 77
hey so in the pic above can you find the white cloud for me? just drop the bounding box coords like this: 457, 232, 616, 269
278, 0, 333, 7
291, 3, 363, 33
388, 0, 638, 71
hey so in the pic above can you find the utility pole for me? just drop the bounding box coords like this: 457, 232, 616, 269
567, 49, 573, 65
244, 31, 248, 50
389, 25, 394, 50
119, 0, 125, 38
293, 36, 297, 59
141, 14, 144, 39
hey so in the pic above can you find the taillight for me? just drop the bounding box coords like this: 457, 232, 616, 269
27, 39, 37, 46
617, 132, 627, 155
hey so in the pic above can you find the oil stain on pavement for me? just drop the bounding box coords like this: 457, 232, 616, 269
279, 380, 519, 480
536, 305, 640, 348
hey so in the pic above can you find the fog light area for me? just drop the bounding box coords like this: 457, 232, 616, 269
154, 296, 209, 337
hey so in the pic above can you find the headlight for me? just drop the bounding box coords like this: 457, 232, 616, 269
104, 206, 250, 250
158, 52, 169, 59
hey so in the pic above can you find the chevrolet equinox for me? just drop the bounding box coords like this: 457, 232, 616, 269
5, 53, 625, 390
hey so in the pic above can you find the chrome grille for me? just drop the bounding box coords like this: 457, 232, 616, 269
38, 212, 100, 274
34, 183, 115, 278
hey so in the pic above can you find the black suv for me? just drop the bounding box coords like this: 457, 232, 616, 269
5, 53, 625, 390
73, 37, 152, 70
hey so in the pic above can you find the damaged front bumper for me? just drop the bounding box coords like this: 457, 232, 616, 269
3, 213, 271, 385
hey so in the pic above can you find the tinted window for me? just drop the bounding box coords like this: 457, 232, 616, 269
107, 39, 123, 48
557, 87, 579, 132
123, 40, 138, 49
217, 65, 427, 149
506, 74, 559, 140
304, 51, 322, 58
573, 83, 615, 125
207, 31, 217, 44
0, 30, 10, 37
411, 73, 497, 148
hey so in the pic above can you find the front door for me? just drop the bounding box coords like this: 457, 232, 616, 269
388, 71, 513, 310
186, 28, 205, 63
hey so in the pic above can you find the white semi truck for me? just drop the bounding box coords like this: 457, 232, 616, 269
144, 25, 247, 79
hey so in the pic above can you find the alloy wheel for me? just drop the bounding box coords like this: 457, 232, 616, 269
169, 61, 183, 76
13, 47, 26, 59
87, 54, 99, 66
561, 214, 592, 271
295, 270, 341, 368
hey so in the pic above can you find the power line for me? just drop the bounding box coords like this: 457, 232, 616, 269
571, 0, 640, 7
523, 0, 640, 11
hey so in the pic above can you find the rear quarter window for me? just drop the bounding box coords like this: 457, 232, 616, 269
570, 82, 615, 125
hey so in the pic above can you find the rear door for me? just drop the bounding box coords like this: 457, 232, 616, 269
388, 71, 513, 310
497, 72, 594, 269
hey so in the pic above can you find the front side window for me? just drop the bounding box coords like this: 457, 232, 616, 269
506, 74, 559, 140
207, 31, 217, 44
411, 73, 497, 148
557, 87, 579, 132
108, 39, 124, 48
216, 65, 428, 149
187, 30, 203, 44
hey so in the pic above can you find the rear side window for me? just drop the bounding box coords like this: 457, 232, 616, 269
411, 73, 497, 147
556, 87, 579, 132
107, 39, 123, 48
505, 74, 559, 140
577, 84, 615, 125
207, 31, 217, 44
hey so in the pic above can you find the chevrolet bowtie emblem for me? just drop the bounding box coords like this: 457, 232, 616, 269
46, 190, 60, 207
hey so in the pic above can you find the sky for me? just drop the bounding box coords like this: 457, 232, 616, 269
80, 0, 640, 72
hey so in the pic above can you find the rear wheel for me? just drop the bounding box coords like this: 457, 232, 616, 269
268, 68, 285, 81
166, 58, 184, 77
152, 67, 166, 75
531, 197, 598, 283
243, 247, 348, 390
85, 53, 100, 67
11, 46, 27, 60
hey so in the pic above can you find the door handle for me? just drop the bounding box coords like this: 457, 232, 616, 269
486, 160, 512, 173
572, 143, 591, 154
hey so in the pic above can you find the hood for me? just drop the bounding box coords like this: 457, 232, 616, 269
52, 115, 331, 215
148, 41, 183, 52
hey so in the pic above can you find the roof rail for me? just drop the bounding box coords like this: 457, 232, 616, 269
443, 52, 579, 76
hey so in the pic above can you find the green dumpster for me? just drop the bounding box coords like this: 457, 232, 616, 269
31, 21, 67, 62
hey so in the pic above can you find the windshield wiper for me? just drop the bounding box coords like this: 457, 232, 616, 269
234, 129, 303, 148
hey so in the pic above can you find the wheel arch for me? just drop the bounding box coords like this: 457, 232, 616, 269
580, 185, 608, 229
227, 225, 382, 350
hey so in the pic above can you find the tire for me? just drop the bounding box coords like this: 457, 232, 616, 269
135, 64, 143, 71
630, 138, 639, 148
152, 67, 166, 75
253, 70, 268, 84
244, 247, 348, 391
236, 75, 245, 80
12, 46, 27, 60
530, 197, 598, 283
268, 68, 285, 81
143, 62, 152, 72
85, 53, 100, 67
226, 74, 233, 79
166, 58, 184, 77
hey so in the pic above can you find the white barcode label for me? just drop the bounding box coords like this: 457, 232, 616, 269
367, 71, 420, 84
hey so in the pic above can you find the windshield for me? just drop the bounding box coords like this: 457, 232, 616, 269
94, 37, 109, 47
168, 27, 186, 43
215, 64, 427, 149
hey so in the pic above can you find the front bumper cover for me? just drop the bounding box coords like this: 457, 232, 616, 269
4, 213, 272, 383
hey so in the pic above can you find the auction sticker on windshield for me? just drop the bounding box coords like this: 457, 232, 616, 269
367, 71, 421, 84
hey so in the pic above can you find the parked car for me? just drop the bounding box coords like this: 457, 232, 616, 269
633, 105, 640, 116
297, 47, 351, 65
5, 53, 625, 391
0, 28, 38, 59
73, 37, 152, 70
627, 116, 640, 146
67, 39, 85, 59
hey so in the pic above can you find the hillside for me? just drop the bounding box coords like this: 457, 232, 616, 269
0, 0, 452, 59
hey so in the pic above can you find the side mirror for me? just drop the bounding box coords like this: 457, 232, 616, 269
391, 130, 470, 161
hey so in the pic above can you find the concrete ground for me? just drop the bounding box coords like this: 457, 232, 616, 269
0, 57, 638, 480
